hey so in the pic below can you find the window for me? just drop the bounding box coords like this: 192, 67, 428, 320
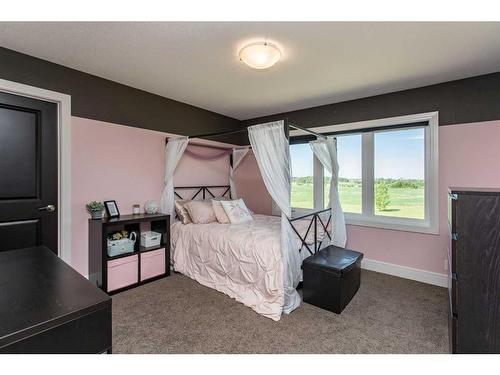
334, 134, 362, 214
289, 112, 438, 234
374, 128, 425, 219
290, 143, 314, 209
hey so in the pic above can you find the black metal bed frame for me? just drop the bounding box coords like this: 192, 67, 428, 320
174, 185, 232, 200
174, 185, 331, 255
289, 208, 332, 256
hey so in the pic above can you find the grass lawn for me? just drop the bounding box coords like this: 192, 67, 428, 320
291, 179, 424, 219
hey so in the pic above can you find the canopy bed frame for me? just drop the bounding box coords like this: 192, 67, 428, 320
162, 119, 346, 321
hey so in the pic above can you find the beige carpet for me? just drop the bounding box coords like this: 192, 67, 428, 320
112, 270, 448, 354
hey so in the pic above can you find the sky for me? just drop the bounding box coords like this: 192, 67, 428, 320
290, 128, 425, 180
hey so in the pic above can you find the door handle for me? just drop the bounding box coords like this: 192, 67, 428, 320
38, 204, 56, 212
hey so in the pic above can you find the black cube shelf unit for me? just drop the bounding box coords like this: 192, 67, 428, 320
88, 213, 170, 294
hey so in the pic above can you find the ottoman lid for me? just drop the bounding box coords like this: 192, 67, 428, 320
302, 245, 364, 275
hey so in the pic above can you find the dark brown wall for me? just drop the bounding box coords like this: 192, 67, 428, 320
245, 72, 500, 129
2, 46, 499, 140
0, 47, 242, 136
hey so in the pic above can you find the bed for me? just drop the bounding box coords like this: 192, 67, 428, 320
171, 186, 331, 321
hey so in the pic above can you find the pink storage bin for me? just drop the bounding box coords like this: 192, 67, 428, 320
107, 255, 138, 292
140, 248, 165, 281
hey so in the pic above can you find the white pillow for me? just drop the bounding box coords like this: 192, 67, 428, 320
220, 199, 253, 224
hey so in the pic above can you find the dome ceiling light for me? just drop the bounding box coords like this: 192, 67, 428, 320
239, 41, 282, 70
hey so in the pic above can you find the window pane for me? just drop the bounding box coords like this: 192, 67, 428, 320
290, 143, 314, 209
324, 134, 362, 213
374, 128, 425, 219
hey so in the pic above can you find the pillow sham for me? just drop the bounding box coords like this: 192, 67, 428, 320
212, 199, 230, 224
184, 200, 217, 224
174, 200, 192, 224
220, 199, 253, 224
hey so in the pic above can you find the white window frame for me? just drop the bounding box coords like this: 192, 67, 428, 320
289, 112, 439, 235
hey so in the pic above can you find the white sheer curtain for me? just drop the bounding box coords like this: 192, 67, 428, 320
160, 136, 189, 218
229, 147, 250, 199
309, 137, 347, 247
248, 121, 301, 314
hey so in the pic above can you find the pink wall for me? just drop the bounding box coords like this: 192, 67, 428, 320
71, 117, 166, 275
174, 144, 229, 186
70, 116, 500, 278
71, 117, 231, 276
346, 120, 500, 275
234, 153, 273, 215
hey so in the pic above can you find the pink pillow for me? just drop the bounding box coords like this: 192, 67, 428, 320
212, 200, 230, 223
184, 200, 217, 224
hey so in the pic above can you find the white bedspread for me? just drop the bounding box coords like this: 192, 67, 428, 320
171, 214, 328, 321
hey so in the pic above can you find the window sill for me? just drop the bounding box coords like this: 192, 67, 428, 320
345, 214, 439, 235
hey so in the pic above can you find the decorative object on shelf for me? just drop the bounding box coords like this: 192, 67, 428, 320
140, 231, 162, 249
86, 201, 104, 220
104, 200, 120, 218
107, 230, 137, 257
144, 200, 159, 214
132, 204, 140, 215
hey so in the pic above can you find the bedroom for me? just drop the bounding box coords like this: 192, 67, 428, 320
1, 3, 500, 373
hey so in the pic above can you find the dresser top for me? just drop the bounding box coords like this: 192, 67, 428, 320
0, 246, 110, 348
93, 213, 169, 226
449, 187, 500, 195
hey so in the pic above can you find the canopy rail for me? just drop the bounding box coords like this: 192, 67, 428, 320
185, 119, 326, 141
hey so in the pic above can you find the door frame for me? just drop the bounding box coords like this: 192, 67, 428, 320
0, 78, 72, 264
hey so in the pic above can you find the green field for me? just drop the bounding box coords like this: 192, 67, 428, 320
291, 178, 424, 219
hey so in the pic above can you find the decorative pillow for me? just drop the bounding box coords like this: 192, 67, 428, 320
212, 200, 230, 224
220, 199, 253, 224
174, 200, 192, 224
184, 200, 217, 224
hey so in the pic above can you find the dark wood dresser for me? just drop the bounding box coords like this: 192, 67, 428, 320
0, 246, 112, 353
448, 188, 500, 353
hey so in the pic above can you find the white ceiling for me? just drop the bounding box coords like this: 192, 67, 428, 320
1, 22, 500, 120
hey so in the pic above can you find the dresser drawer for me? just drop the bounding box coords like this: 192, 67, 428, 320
447, 191, 457, 236
446, 246, 458, 317
448, 273, 458, 317
448, 312, 458, 354
1, 304, 112, 353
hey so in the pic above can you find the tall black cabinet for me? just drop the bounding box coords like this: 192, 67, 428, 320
448, 188, 500, 353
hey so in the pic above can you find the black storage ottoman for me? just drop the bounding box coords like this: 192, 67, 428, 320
302, 245, 363, 314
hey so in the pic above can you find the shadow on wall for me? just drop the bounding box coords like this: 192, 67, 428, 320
235, 153, 273, 215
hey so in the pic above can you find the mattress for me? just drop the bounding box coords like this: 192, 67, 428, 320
171, 214, 329, 321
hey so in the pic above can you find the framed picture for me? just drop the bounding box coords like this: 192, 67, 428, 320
104, 200, 120, 218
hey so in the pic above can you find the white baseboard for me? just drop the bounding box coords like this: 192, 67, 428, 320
361, 258, 448, 288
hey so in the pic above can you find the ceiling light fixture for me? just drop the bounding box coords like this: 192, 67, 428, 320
239, 41, 281, 70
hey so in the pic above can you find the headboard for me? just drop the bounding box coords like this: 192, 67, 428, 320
174, 185, 231, 201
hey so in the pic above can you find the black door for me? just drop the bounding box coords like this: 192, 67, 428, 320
0, 91, 58, 253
